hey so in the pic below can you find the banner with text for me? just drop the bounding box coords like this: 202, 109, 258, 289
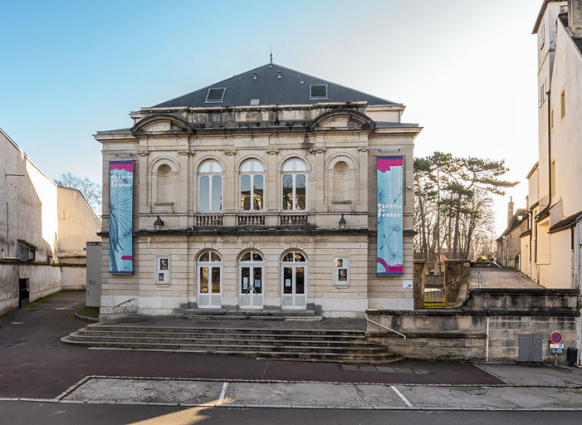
377, 156, 403, 276
109, 161, 134, 274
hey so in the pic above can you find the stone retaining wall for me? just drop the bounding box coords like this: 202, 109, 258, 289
367, 288, 581, 363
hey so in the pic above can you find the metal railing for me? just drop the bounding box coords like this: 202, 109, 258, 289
365, 314, 406, 339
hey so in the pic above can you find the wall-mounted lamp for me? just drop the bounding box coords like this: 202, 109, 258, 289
154, 216, 164, 231
339, 213, 347, 231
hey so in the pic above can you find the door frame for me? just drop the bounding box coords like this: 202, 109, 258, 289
197, 251, 222, 308
280, 251, 307, 310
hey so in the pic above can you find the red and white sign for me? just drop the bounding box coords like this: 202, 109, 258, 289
550, 332, 563, 344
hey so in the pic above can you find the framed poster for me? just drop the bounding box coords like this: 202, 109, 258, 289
109, 161, 134, 274
156, 256, 170, 284
377, 156, 403, 276
334, 257, 349, 285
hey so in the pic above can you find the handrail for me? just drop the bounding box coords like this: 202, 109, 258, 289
365, 314, 406, 339
113, 298, 136, 308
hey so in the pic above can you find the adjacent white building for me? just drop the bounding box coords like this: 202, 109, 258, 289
525, 0, 582, 288
0, 129, 102, 315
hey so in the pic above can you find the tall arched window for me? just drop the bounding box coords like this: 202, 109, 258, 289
198, 160, 222, 212
282, 159, 307, 211
156, 164, 172, 203
240, 159, 264, 211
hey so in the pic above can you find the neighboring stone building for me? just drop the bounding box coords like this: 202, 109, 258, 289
95, 62, 422, 319
496, 197, 528, 270
525, 0, 582, 288
0, 128, 102, 315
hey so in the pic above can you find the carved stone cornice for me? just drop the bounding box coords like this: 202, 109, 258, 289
357, 146, 370, 152
266, 148, 280, 155
224, 149, 237, 156
138, 148, 149, 157
309, 146, 327, 155
178, 149, 194, 156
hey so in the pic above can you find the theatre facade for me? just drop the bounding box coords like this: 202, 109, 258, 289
95, 63, 421, 319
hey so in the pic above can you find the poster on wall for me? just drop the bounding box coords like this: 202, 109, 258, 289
109, 161, 134, 274
377, 156, 403, 276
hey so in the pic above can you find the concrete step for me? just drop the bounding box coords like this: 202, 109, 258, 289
70, 334, 376, 348
84, 325, 364, 336
61, 336, 400, 362
76, 328, 367, 341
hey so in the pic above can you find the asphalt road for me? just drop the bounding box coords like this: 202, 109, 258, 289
0, 291, 501, 400
1, 401, 582, 425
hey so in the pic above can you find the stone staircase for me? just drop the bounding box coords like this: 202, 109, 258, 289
61, 324, 402, 364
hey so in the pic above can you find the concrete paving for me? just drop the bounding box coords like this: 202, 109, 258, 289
470, 264, 541, 289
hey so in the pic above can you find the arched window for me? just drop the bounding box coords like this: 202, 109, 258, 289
198, 160, 222, 212
282, 159, 307, 211
240, 159, 264, 211
156, 164, 172, 203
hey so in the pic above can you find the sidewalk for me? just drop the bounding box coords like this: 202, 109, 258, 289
471, 264, 541, 289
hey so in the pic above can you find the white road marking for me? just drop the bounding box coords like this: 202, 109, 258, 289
391, 385, 413, 408
217, 382, 228, 406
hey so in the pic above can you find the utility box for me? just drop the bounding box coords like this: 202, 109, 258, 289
86, 242, 102, 307
518, 334, 543, 362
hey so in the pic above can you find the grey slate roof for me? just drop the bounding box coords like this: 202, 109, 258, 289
152, 63, 400, 108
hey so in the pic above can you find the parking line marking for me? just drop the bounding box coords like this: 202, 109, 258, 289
391, 385, 413, 408
217, 382, 228, 405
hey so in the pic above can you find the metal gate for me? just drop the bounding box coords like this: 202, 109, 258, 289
518, 334, 543, 362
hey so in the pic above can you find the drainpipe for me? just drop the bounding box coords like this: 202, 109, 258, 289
547, 89, 552, 202
575, 213, 582, 365
486, 315, 490, 362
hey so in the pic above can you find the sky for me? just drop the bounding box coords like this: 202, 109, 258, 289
0, 0, 543, 234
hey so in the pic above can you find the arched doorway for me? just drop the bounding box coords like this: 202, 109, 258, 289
197, 250, 222, 308
281, 251, 307, 309
239, 251, 264, 309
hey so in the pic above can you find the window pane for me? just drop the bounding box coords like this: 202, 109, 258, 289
241, 175, 251, 210
200, 162, 210, 173
212, 267, 221, 293
252, 252, 263, 262
200, 267, 209, 293
241, 267, 250, 293
199, 252, 209, 262
282, 161, 293, 172
295, 267, 305, 294
294, 160, 306, 172
295, 253, 305, 262
210, 161, 222, 173
253, 160, 264, 172
254, 175, 263, 210
241, 161, 252, 172
283, 174, 293, 210
211, 252, 221, 262
283, 267, 293, 294
241, 252, 251, 262
253, 267, 262, 294
199, 176, 209, 211
296, 174, 306, 210
283, 253, 294, 262
211, 175, 222, 211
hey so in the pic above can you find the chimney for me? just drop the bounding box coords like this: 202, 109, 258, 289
507, 196, 514, 227
569, 0, 582, 36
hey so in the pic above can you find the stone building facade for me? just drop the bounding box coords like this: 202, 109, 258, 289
95, 63, 422, 319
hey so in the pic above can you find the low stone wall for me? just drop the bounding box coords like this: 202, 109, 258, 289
367, 288, 581, 364
61, 265, 87, 290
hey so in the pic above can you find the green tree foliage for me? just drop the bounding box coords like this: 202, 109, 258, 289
414, 152, 516, 264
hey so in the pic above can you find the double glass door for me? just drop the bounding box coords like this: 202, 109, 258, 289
197, 252, 222, 308
239, 251, 264, 309
281, 252, 307, 309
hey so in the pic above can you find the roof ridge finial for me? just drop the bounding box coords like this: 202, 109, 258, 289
270, 48, 273, 64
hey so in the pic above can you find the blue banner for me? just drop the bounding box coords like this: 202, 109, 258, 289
377, 156, 403, 276
109, 161, 134, 274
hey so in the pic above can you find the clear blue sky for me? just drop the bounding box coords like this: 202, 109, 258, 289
0, 0, 542, 232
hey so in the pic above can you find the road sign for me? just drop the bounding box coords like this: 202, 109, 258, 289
550, 348, 564, 355
550, 332, 563, 344
550, 343, 564, 349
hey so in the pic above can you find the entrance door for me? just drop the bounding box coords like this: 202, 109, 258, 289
239, 251, 264, 309
281, 251, 307, 309
197, 251, 222, 308
19, 278, 29, 308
